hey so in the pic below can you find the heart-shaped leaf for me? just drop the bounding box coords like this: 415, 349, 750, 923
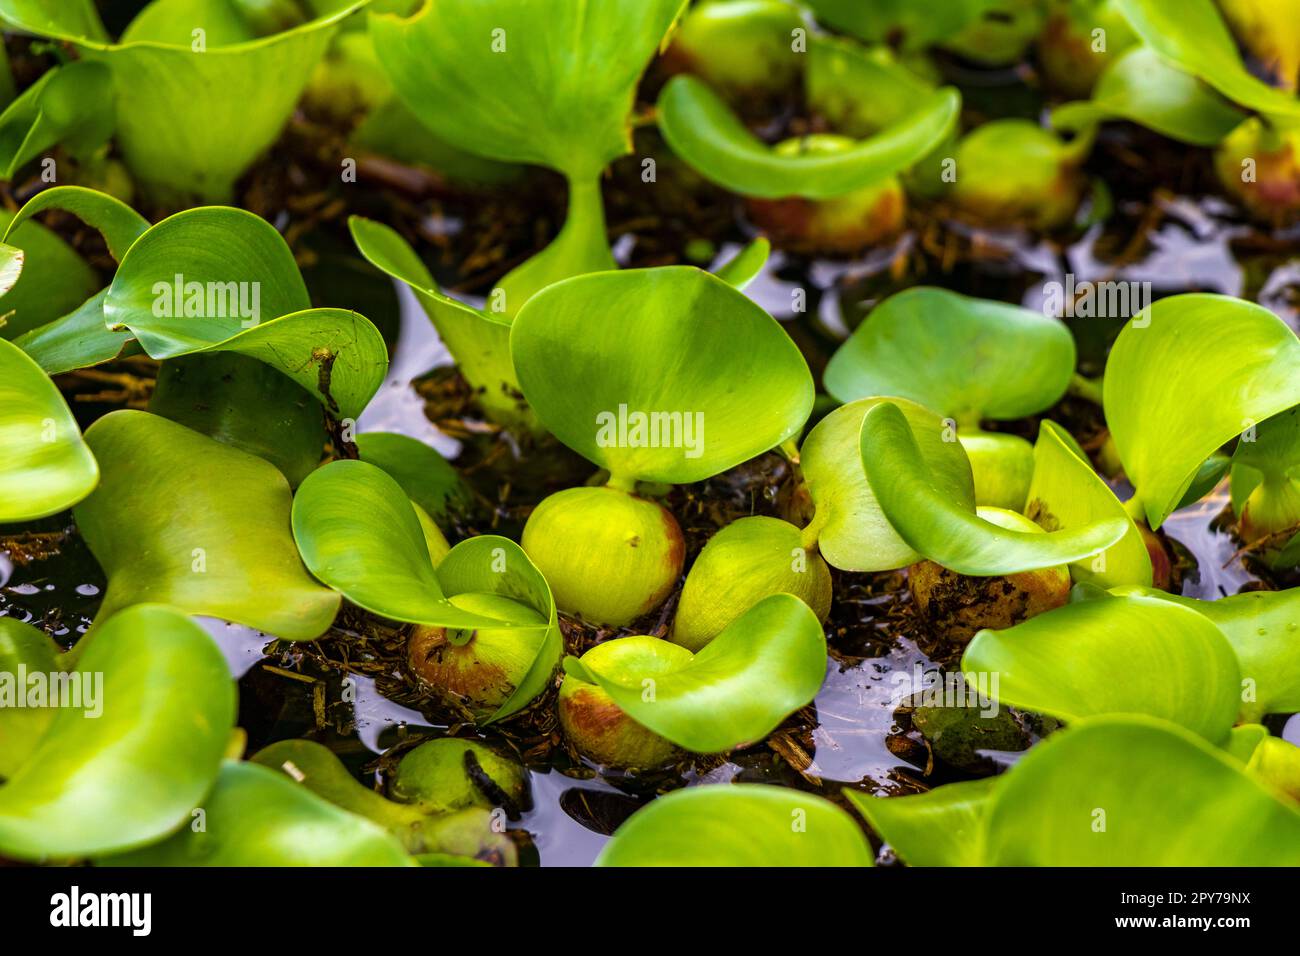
103, 760, 414, 867
859, 402, 1128, 574
348, 216, 531, 430
962, 593, 1241, 742
824, 287, 1077, 423
0, 604, 234, 862
983, 716, 1300, 865
76, 409, 340, 638
656, 74, 960, 199
1103, 294, 1300, 529
563, 593, 826, 754
0, 337, 99, 522
1052, 46, 1250, 147
291, 459, 540, 631
1024, 420, 1152, 587
802, 397, 974, 572
597, 783, 872, 866
0, 209, 98, 340
355, 431, 473, 524
0, 0, 367, 201
511, 266, 814, 485
1115, 0, 1300, 119
106, 206, 387, 419
0, 60, 114, 180
1109, 585, 1300, 722
846, 777, 993, 867
370, 0, 684, 182
0, 617, 61, 777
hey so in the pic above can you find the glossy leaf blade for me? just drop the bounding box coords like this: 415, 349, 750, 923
597, 784, 872, 867
0, 605, 234, 861
76, 410, 340, 639
656, 74, 960, 199
984, 716, 1300, 865
846, 778, 994, 867
963, 594, 1241, 742
1025, 420, 1152, 587
1103, 294, 1300, 529
824, 287, 1076, 421
511, 266, 814, 484
104, 761, 414, 867
576, 594, 826, 754
803, 397, 975, 572
0, 336, 98, 521
859, 402, 1127, 574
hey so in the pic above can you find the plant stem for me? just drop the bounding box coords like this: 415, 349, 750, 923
1068, 372, 1105, 406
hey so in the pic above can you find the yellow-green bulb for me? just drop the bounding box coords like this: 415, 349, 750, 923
558, 636, 689, 771
747, 136, 906, 255
1214, 118, 1300, 226
662, 0, 805, 99
522, 486, 685, 626
407, 592, 547, 720
959, 431, 1035, 512
671, 516, 831, 652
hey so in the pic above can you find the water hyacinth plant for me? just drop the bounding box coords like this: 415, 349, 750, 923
3, 0, 1300, 892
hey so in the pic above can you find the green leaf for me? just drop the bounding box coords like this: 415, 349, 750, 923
4, 0, 368, 201
983, 716, 1300, 865
0, 210, 98, 340
0, 618, 61, 777
347, 215, 530, 430
824, 287, 1076, 423
103, 760, 414, 866
11, 291, 135, 374
1109, 585, 1300, 722
435, 535, 562, 722
370, 0, 685, 182
0, 0, 111, 41
0, 185, 150, 262
802, 397, 974, 572
569, 593, 826, 754
290, 459, 535, 630
656, 74, 960, 199
859, 402, 1128, 574
106, 207, 387, 419
355, 432, 472, 523
803, 0, 985, 50
711, 237, 769, 290
76, 409, 340, 638
806, 33, 939, 137
1115, 0, 1300, 119
149, 352, 326, 487
845, 778, 994, 867
1052, 46, 1249, 147
0, 336, 99, 522
962, 594, 1241, 742
597, 783, 872, 866
0, 61, 114, 180
0, 604, 234, 862
1025, 420, 1152, 587
1103, 294, 1300, 529
511, 266, 814, 484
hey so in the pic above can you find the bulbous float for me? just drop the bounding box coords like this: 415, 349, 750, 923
958, 430, 1035, 512
390, 738, 531, 816
671, 515, 832, 651
940, 0, 1045, 67
558, 637, 690, 771
747, 136, 907, 255
908, 507, 1071, 642
1036, 0, 1137, 98
950, 120, 1088, 230
522, 486, 685, 627
1238, 476, 1300, 543
662, 0, 805, 100
1213, 118, 1300, 225
407, 592, 548, 720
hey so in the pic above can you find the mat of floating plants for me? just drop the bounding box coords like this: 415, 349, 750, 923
0, 0, 1298, 871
